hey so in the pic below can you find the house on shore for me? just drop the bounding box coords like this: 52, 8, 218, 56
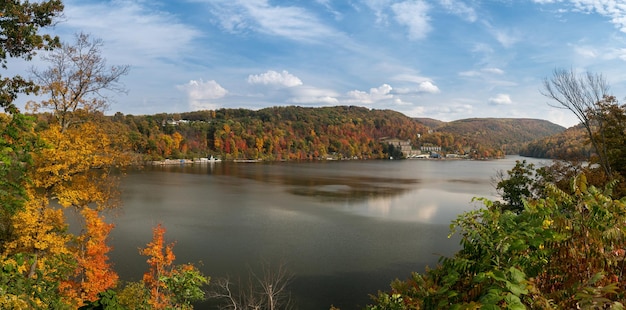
380, 138, 421, 158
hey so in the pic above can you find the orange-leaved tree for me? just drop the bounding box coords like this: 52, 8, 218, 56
141, 223, 176, 309
60, 208, 118, 304
139, 224, 209, 309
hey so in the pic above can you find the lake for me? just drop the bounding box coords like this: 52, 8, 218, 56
100, 156, 547, 309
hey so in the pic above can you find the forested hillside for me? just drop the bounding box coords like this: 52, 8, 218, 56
92, 106, 565, 161
417, 118, 565, 155
413, 117, 444, 129
519, 124, 591, 159
105, 106, 428, 161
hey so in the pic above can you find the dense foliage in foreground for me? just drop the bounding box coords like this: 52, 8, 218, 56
367, 80, 626, 309
369, 172, 626, 309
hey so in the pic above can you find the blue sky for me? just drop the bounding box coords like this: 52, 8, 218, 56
13, 0, 626, 127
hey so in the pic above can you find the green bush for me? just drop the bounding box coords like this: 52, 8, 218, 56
368, 174, 626, 309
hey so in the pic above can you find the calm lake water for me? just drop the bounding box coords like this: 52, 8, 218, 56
100, 156, 547, 309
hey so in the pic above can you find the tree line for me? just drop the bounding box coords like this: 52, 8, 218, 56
93, 106, 559, 162
105, 106, 427, 161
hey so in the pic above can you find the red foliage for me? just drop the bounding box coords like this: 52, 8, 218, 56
60, 208, 118, 303
140, 223, 176, 309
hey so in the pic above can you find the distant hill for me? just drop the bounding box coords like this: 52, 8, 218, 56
414, 118, 445, 129
519, 124, 591, 159
418, 118, 566, 155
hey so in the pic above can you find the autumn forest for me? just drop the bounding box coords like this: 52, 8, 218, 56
6, 1, 626, 310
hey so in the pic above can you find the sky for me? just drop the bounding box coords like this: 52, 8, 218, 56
11, 0, 626, 128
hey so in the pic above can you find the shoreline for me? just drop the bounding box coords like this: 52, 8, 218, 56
146, 155, 512, 166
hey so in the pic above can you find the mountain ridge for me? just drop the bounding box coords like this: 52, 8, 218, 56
414, 116, 566, 155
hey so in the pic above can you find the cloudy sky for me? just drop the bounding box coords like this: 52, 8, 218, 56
13, 0, 626, 127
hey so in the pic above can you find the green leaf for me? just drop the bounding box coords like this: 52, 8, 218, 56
505, 280, 528, 296
480, 288, 503, 305
492, 270, 506, 282
505, 293, 524, 307
508, 267, 525, 283
474, 272, 487, 283
588, 272, 604, 285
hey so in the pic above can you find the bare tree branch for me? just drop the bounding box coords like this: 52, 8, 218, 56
209, 260, 294, 310
208, 277, 240, 310
541, 68, 613, 177
28, 32, 130, 131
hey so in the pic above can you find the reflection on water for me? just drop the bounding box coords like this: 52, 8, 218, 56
358, 188, 482, 223
109, 156, 548, 309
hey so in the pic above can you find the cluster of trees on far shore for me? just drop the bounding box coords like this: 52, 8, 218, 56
103, 106, 427, 161
32, 106, 562, 164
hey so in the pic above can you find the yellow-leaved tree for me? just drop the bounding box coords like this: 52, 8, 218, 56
0, 1, 70, 308
32, 122, 126, 210
9, 32, 132, 307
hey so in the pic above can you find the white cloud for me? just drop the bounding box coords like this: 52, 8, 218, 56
62, 1, 201, 64
177, 80, 228, 110
393, 97, 412, 105
392, 74, 440, 94
393, 73, 432, 84
426, 103, 474, 118
417, 81, 441, 93
288, 96, 339, 104
488, 93, 513, 105
288, 86, 339, 104
535, 0, 626, 33
406, 106, 426, 116
248, 70, 303, 87
459, 71, 480, 77
570, 0, 626, 32
346, 84, 394, 104
482, 67, 505, 75
316, 0, 342, 19
363, 0, 394, 24
574, 45, 598, 58
608, 48, 626, 61
392, 1, 432, 40
492, 28, 520, 48
439, 0, 477, 22
460, 67, 505, 77
472, 43, 495, 54
207, 0, 338, 43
